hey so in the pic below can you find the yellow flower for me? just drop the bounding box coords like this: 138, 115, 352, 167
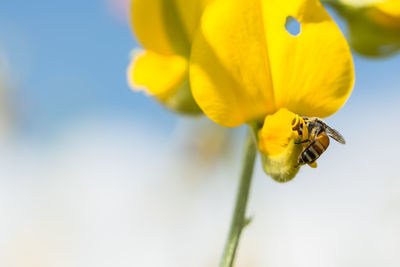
331, 0, 400, 57
370, 0, 400, 29
127, 0, 210, 113
189, 0, 354, 181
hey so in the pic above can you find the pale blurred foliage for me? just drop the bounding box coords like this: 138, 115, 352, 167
0, 96, 400, 266
171, 117, 238, 176
4, 224, 70, 267
0, 116, 244, 267
338, 0, 387, 7
332, 0, 400, 57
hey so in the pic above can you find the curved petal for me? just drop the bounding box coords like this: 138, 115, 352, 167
131, 0, 175, 55
128, 50, 201, 113
131, 0, 211, 56
264, 0, 354, 118
371, 0, 400, 29
375, 0, 400, 17
258, 108, 298, 156
174, 0, 211, 43
190, 0, 353, 127
190, 0, 276, 127
128, 50, 187, 100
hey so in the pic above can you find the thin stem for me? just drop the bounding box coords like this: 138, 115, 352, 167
220, 127, 257, 267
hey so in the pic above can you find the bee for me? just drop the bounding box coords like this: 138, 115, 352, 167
292, 116, 346, 168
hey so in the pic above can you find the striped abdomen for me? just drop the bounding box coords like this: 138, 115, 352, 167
298, 132, 330, 165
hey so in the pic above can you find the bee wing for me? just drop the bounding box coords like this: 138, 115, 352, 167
325, 126, 346, 144
303, 117, 346, 144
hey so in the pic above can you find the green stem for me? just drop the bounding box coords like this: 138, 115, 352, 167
220, 128, 257, 267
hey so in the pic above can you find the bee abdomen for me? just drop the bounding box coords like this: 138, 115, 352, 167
313, 140, 326, 154
299, 133, 330, 164
316, 133, 330, 150
300, 144, 319, 163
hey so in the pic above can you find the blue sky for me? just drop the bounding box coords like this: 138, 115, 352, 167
0, 0, 178, 138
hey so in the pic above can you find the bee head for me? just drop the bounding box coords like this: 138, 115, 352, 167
291, 115, 300, 129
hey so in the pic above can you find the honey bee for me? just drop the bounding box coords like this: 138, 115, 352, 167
292, 116, 345, 168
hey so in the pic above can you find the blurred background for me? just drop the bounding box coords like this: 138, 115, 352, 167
0, 0, 400, 266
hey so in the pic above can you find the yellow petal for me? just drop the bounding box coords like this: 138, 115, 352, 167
131, 0, 174, 55
131, 0, 211, 56
128, 50, 187, 100
190, 0, 276, 127
127, 50, 201, 113
374, 0, 400, 17
190, 0, 354, 127
258, 108, 298, 156
174, 0, 212, 44
265, 0, 354, 118
371, 0, 400, 29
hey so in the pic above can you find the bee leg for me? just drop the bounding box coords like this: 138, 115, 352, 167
295, 139, 311, 145
295, 157, 305, 168
308, 161, 318, 168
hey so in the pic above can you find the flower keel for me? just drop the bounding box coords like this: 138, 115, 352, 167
257, 108, 304, 182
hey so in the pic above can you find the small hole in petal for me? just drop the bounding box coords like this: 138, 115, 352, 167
285, 16, 301, 36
